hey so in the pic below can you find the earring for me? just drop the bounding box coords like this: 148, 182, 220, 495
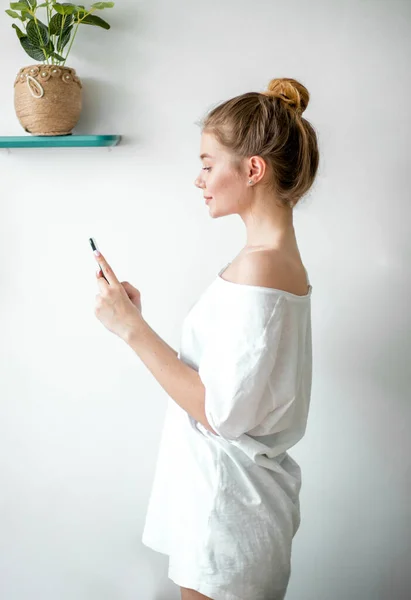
248, 179, 253, 185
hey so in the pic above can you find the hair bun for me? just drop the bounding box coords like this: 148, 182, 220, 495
262, 77, 309, 115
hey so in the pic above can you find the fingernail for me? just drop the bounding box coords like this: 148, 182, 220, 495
94, 250, 101, 256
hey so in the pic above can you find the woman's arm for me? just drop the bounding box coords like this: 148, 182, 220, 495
124, 319, 217, 435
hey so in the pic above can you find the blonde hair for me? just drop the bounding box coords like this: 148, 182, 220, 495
197, 77, 320, 208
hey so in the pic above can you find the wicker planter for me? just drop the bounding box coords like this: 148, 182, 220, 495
14, 64, 82, 136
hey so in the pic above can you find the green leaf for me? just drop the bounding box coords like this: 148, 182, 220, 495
62, 4, 85, 16
49, 12, 72, 35
28, 0, 37, 8
46, 38, 54, 49
51, 51, 65, 61
58, 24, 72, 50
10, 2, 30, 9
67, 5, 84, 13
12, 23, 26, 38
44, 40, 55, 57
53, 2, 76, 14
77, 12, 110, 28
65, 4, 85, 11
20, 36, 46, 60
26, 18, 49, 47
49, 13, 60, 34
91, 2, 114, 9
52, 3, 65, 14
20, 8, 34, 20
5, 9, 20, 18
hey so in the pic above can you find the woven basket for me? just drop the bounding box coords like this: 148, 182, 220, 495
14, 64, 82, 136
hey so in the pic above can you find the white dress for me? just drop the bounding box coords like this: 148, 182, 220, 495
142, 262, 313, 600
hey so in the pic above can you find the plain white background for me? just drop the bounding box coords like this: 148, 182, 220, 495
0, 0, 410, 598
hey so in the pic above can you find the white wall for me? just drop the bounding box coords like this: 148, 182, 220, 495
1, 0, 410, 598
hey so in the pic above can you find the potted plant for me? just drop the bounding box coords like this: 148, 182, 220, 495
5, 1, 115, 136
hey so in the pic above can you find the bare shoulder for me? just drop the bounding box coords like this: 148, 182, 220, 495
227, 250, 309, 296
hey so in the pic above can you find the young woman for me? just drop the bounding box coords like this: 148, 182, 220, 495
94, 77, 320, 600
140, 77, 320, 600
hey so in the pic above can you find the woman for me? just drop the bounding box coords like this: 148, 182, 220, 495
94, 77, 320, 600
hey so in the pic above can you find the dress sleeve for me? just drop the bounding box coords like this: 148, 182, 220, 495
198, 291, 286, 440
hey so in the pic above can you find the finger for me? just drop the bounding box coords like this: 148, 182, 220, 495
96, 267, 110, 292
96, 276, 108, 293
94, 251, 119, 286
121, 281, 134, 293
96, 267, 108, 282
122, 281, 140, 297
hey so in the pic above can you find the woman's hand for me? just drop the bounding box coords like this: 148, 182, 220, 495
121, 281, 142, 313
94, 251, 144, 341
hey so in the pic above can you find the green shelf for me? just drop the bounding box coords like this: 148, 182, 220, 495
0, 134, 121, 148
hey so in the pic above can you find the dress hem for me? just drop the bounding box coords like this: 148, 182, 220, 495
168, 563, 246, 600
141, 536, 170, 557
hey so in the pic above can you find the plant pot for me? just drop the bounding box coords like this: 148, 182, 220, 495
14, 64, 82, 136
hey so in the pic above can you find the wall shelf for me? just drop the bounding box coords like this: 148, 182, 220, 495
0, 134, 121, 148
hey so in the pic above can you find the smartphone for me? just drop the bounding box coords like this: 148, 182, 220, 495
89, 237, 109, 283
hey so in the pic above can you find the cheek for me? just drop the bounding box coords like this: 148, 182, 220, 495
208, 171, 231, 193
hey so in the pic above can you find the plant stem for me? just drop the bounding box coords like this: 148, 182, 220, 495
46, 0, 53, 64
62, 19, 79, 66
32, 9, 49, 64
62, 8, 96, 66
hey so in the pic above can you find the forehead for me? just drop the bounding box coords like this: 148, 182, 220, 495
199, 132, 222, 159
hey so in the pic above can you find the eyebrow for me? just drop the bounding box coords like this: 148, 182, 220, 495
199, 153, 214, 160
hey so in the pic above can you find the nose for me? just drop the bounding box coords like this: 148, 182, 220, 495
194, 173, 205, 189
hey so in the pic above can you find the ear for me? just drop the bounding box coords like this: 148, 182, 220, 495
248, 155, 267, 183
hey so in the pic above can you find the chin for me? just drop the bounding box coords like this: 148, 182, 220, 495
208, 206, 223, 219
207, 202, 235, 218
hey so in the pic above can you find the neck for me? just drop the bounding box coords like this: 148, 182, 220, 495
241, 199, 297, 251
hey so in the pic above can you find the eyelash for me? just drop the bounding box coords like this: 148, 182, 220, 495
202, 167, 211, 171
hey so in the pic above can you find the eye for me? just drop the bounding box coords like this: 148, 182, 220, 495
202, 167, 211, 171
